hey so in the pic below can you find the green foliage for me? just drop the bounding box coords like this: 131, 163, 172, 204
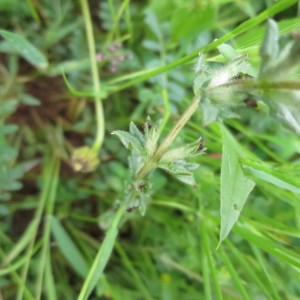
50, 216, 89, 277
0, 30, 48, 69
258, 19, 300, 134
1, 0, 300, 299
113, 119, 205, 214
170, 1, 217, 42
242, 160, 300, 194
0, 101, 23, 203
219, 124, 255, 244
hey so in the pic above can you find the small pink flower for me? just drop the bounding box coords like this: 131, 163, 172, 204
109, 45, 116, 52
115, 42, 122, 48
118, 55, 124, 61
96, 54, 105, 61
127, 54, 133, 60
110, 65, 117, 72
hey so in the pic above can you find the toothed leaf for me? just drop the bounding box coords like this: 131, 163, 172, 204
158, 160, 198, 187
112, 130, 145, 155
129, 122, 145, 145
160, 138, 204, 163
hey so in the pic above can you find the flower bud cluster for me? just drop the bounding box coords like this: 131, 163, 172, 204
96, 42, 133, 73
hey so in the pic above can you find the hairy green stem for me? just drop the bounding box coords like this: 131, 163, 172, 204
212, 79, 300, 91
80, 0, 105, 151
136, 95, 201, 180
154, 95, 201, 160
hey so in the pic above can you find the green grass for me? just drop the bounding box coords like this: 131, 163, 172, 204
1, 0, 300, 299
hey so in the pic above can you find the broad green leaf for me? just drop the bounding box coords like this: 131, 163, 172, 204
0, 30, 48, 69
219, 125, 255, 245
51, 216, 89, 278
171, 2, 216, 41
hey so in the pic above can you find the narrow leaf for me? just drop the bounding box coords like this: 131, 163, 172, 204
219, 125, 255, 245
51, 216, 89, 278
78, 206, 125, 300
0, 30, 48, 69
242, 160, 300, 194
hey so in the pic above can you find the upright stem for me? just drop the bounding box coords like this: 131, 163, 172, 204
212, 79, 300, 91
136, 95, 201, 180
153, 95, 201, 161
80, 0, 105, 151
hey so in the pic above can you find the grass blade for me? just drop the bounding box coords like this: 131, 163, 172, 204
51, 216, 89, 278
77, 205, 125, 300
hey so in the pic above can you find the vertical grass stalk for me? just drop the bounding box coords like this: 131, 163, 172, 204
78, 205, 126, 300
80, 0, 105, 151
35, 156, 60, 299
